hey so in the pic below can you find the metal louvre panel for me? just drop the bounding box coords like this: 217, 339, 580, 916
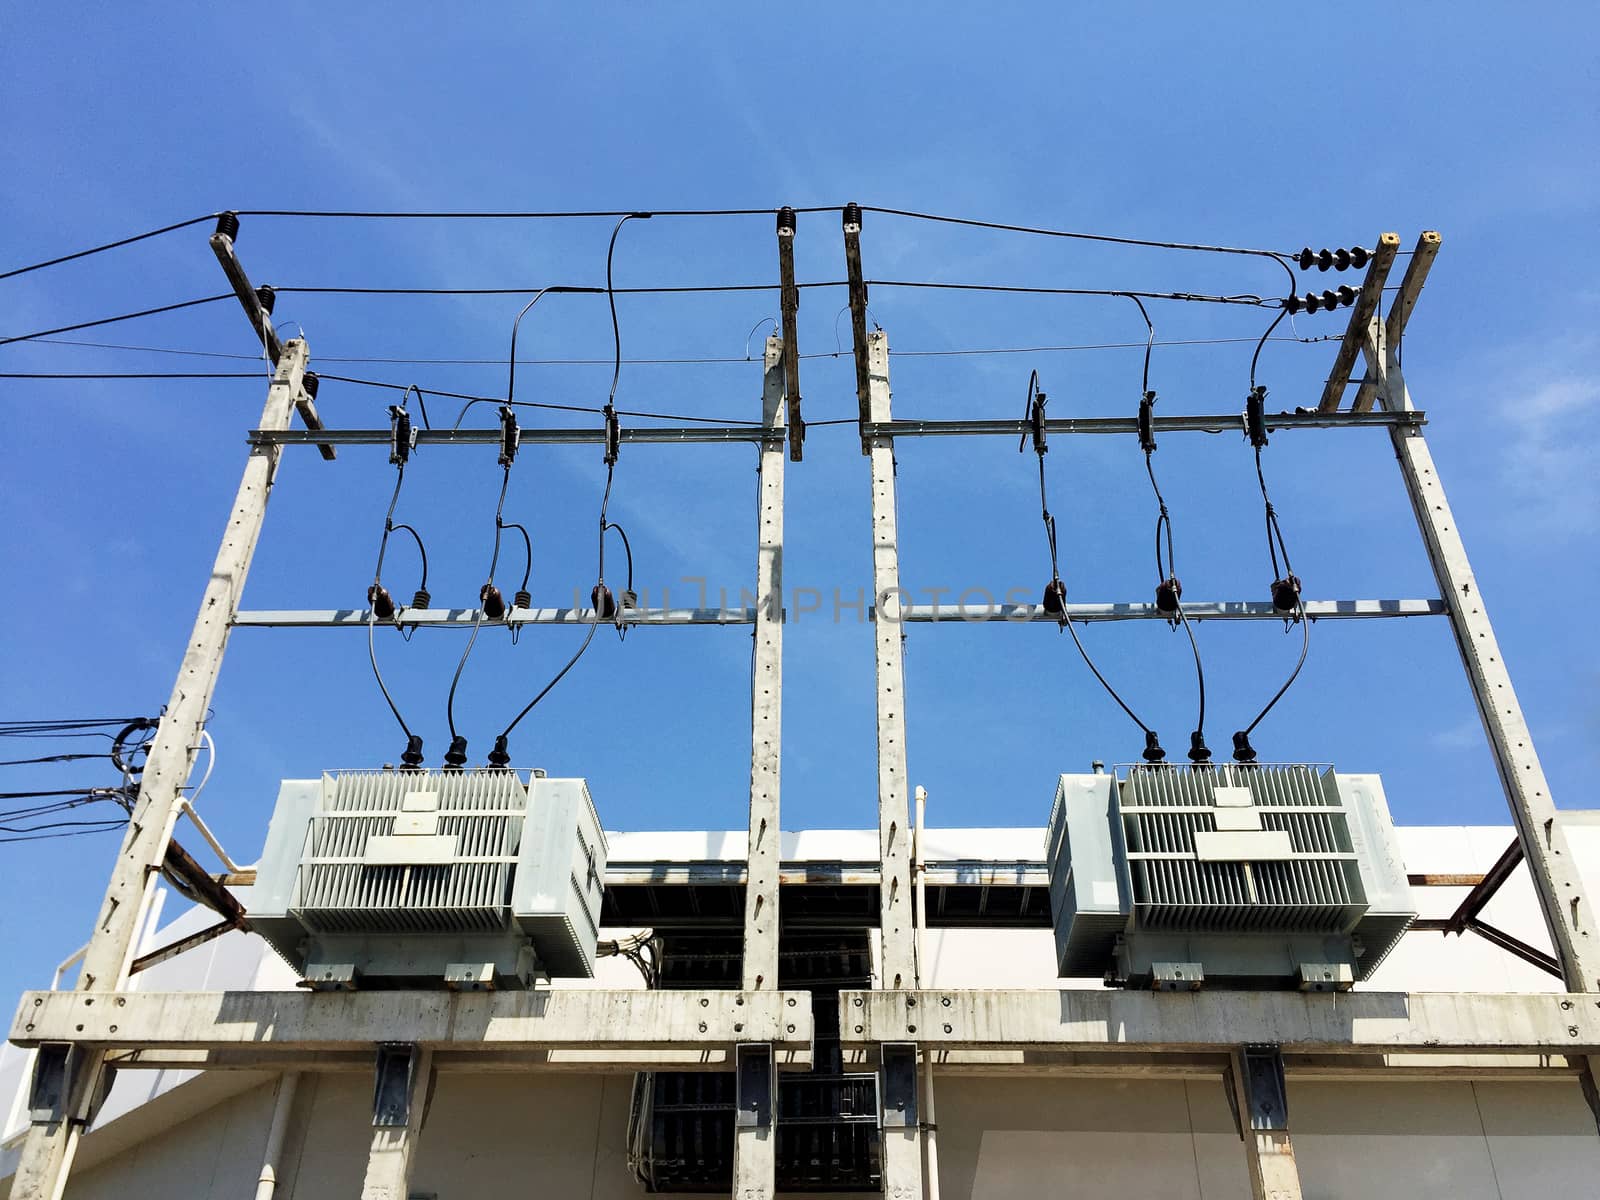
296, 770, 527, 934
1119, 765, 1368, 933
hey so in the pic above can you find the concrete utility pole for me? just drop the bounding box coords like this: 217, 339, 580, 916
10, 343, 311, 1200
863, 330, 923, 1200
1371, 234, 1600, 1120
732, 337, 786, 1199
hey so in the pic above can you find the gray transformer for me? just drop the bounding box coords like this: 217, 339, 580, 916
249, 770, 607, 989
1046, 765, 1415, 990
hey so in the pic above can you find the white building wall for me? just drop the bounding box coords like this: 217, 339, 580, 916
8, 1072, 1595, 1200
6, 819, 1600, 1198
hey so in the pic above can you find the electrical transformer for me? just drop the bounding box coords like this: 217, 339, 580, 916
1046, 764, 1414, 990
248, 769, 606, 989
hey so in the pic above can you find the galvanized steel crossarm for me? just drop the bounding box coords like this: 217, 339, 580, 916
861, 410, 1424, 439
232, 606, 759, 627
896, 599, 1446, 622
250, 425, 779, 447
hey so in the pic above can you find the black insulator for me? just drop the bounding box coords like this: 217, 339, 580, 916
1285, 293, 1303, 315
1321, 289, 1339, 311
497, 405, 519, 466
369, 583, 396, 621
843, 202, 862, 229
603, 408, 620, 466
1304, 291, 1321, 314
1042, 578, 1067, 618
487, 735, 511, 769
1232, 731, 1258, 763
389, 405, 413, 465
1316, 249, 1334, 271
513, 589, 531, 610
1137, 391, 1157, 453
1188, 731, 1212, 763
1350, 246, 1371, 269
777, 206, 796, 235
1155, 577, 1183, 615
1028, 390, 1048, 455
1296, 247, 1315, 271
592, 584, 617, 620
444, 735, 469, 770
1336, 285, 1357, 307
1334, 248, 1351, 271
1141, 731, 1167, 763
620, 589, 638, 611
481, 584, 506, 620
1271, 574, 1302, 613
215, 211, 240, 240
412, 587, 431, 610
302, 371, 320, 399
255, 285, 276, 315
400, 734, 425, 770
1245, 386, 1269, 449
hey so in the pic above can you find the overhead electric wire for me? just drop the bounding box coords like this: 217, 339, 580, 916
496, 215, 647, 750
1235, 325, 1312, 756
0, 718, 148, 732
0, 295, 233, 348
0, 752, 110, 766
0, 214, 221, 282
0, 824, 129, 845
1250, 310, 1291, 390
272, 282, 842, 296
859, 205, 1299, 294
27, 332, 1335, 365
1241, 446, 1311, 743
319, 376, 754, 428
0, 372, 261, 380
367, 461, 421, 751
235, 207, 841, 219
1021, 370, 1157, 746
867, 280, 1280, 307
446, 461, 514, 755
1127, 295, 1208, 760
0, 208, 846, 283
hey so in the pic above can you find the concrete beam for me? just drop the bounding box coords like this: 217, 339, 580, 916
11, 989, 813, 1055
838, 990, 1600, 1055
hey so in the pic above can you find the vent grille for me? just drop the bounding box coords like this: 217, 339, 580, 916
1119, 764, 1367, 934
296, 770, 527, 934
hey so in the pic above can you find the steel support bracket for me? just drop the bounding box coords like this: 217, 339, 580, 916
878, 1041, 918, 1129
27, 1042, 114, 1127
1238, 1044, 1290, 1132
373, 1042, 424, 1128
736, 1043, 775, 1129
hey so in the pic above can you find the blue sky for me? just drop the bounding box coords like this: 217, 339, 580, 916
1, 4, 1597, 1001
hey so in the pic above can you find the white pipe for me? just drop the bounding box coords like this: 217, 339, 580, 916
913, 786, 941, 1200
255, 1071, 301, 1200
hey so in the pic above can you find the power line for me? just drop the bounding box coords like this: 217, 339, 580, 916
236, 207, 839, 219
319, 375, 756, 426
0, 753, 110, 766
0, 215, 221, 282
0, 372, 261, 380
0, 718, 150, 734
271, 282, 843, 296
859, 204, 1297, 258
0, 295, 233, 348
27, 333, 1335, 366
0, 208, 843, 283
866, 280, 1278, 307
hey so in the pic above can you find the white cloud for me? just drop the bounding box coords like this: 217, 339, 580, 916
1498, 375, 1600, 537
